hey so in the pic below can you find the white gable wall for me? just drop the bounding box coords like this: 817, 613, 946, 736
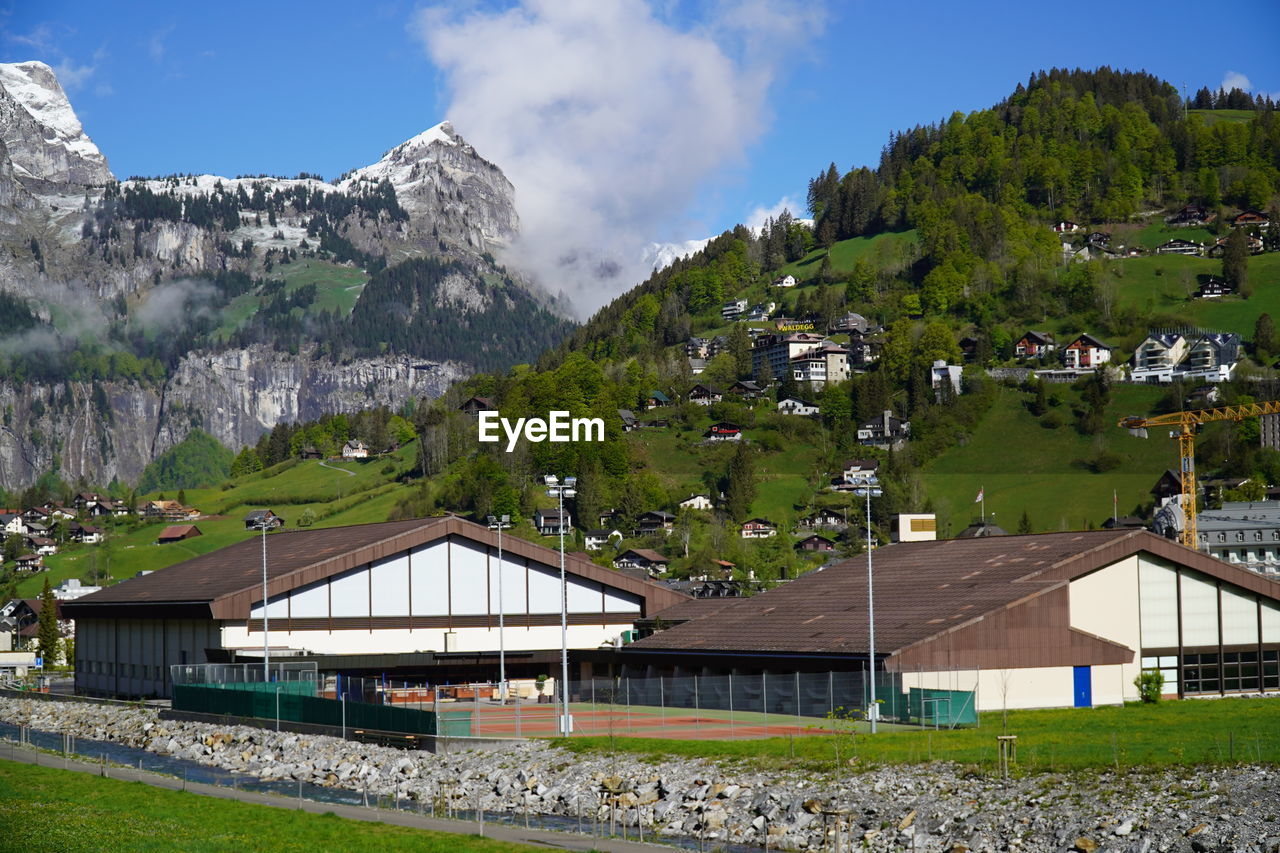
236, 533, 643, 656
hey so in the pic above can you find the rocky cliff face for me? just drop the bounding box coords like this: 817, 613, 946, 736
0, 347, 467, 489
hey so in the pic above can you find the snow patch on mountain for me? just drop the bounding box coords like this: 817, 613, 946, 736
339, 120, 463, 190
0, 60, 110, 181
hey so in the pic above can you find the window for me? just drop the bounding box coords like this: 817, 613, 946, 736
1264, 650, 1279, 690
1256, 531, 1264, 542
1183, 653, 1221, 695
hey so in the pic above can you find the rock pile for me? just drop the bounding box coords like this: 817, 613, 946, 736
2, 698, 1277, 851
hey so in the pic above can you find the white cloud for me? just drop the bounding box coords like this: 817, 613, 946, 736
1222, 71, 1252, 92
414, 0, 822, 318
148, 25, 174, 63
743, 195, 805, 233
6, 24, 53, 51
52, 57, 96, 91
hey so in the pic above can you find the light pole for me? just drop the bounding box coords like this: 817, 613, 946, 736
852, 475, 883, 733
544, 474, 577, 736
487, 514, 512, 704
258, 518, 270, 684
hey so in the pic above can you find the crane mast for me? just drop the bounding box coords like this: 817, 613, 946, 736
1119, 400, 1280, 548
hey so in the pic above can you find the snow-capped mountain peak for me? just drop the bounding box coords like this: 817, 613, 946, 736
0, 60, 111, 184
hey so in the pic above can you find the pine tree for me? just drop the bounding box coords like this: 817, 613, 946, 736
1255, 313, 1278, 361
725, 443, 757, 523
36, 576, 61, 667
1018, 510, 1032, 535
1223, 228, 1250, 296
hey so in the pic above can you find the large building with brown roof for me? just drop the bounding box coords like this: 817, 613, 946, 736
63, 516, 686, 699
622, 530, 1280, 711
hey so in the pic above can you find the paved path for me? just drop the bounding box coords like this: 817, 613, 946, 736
2, 741, 668, 852
317, 459, 357, 477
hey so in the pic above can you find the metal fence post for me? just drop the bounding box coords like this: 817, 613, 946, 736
795, 671, 802, 729
729, 672, 735, 737
762, 671, 768, 736
659, 676, 665, 732
626, 677, 632, 734
694, 675, 700, 733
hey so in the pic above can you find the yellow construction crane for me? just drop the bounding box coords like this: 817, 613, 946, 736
1119, 400, 1280, 548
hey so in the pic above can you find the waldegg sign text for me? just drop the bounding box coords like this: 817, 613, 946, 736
478, 410, 605, 452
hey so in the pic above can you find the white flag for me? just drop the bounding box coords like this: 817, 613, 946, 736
974, 488, 984, 503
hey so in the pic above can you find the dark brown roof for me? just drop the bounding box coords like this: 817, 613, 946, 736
647, 596, 745, 625
620, 548, 669, 564
63, 516, 687, 620
158, 525, 201, 540
627, 529, 1280, 658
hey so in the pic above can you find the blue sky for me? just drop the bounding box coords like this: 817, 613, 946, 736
3, 0, 1278, 309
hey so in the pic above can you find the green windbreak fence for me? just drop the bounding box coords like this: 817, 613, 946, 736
908, 687, 978, 726
172, 684, 472, 737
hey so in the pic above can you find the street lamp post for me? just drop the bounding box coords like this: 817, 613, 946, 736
258, 518, 270, 684
487, 514, 512, 704
852, 475, 883, 733
544, 475, 577, 736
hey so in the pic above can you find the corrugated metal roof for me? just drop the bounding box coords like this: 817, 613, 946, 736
627, 529, 1280, 658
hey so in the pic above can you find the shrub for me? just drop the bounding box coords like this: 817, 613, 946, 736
1134, 669, 1165, 703
1039, 410, 1065, 429
1090, 451, 1123, 473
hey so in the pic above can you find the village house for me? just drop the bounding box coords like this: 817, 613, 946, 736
458, 396, 492, 417
583, 528, 624, 552
688, 357, 707, 375
635, 511, 677, 537
243, 509, 286, 530
857, 410, 910, 450
798, 508, 847, 530
1131, 331, 1240, 384
1231, 210, 1270, 230
13, 554, 42, 573
721, 298, 748, 321
740, 518, 778, 539
341, 439, 369, 459
685, 337, 710, 359
678, 495, 713, 511
158, 524, 202, 545
846, 332, 883, 367
617, 409, 638, 432
612, 548, 671, 575
1014, 331, 1055, 358
1062, 334, 1113, 370
1155, 238, 1203, 256
777, 397, 820, 417
1195, 277, 1235, 299
790, 344, 851, 386
140, 500, 197, 522
1208, 234, 1264, 257
840, 458, 881, 484
745, 301, 777, 322
795, 535, 836, 554
929, 360, 963, 397
72, 492, 105, 513
688, 383, 723, 406
1168, 203, 1215, 227
771, 274, 797, 288
68, 522, 103, 544
0, 513, 27, 537
1052, 220, 1081, 233
728, 380, 764, 399
533, 508, 571, 537
705, 422, 742, 442
829, 312, 870, 335
751, 332, 827, 382
645, 390, 670, 409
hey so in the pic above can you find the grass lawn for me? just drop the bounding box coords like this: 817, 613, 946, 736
1189, 109, 1258, 126
213, 258, 368, 340
779, 230, 918, 285
0, 759, 535, 853
921, 384, 1179, 535
1106, 252, 1280, 339
559, 695, 1280, 772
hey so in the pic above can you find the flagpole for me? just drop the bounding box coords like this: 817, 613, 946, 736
981, 486, 985, 524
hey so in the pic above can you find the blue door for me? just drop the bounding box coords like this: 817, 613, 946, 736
1073, 666, 1092, 708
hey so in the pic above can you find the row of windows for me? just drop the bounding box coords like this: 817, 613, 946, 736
84, 661, 164, 680
1180, 650, 1280, 695
1202, 530, 1280, 543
